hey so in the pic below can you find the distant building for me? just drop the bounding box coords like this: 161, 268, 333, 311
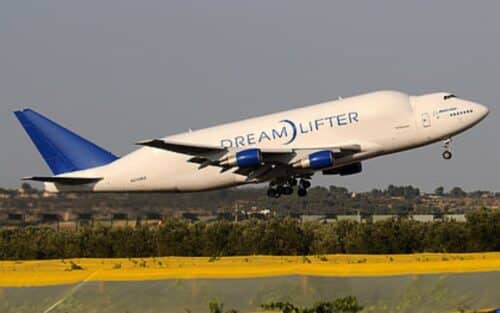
42, 191, 56, 198
198, 215, 218, 223
444, 214, 466, 222
246, 208, 272, 219
411, 214, 435, 222
301, 215, 326, 223
371, 214, 396, 222
336, 214, 361, 223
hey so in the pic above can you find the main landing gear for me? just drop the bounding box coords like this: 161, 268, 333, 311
267, 178, 311, 198
442, 138, 452, 160
297, 179, 311, 197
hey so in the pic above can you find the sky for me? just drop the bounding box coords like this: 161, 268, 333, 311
0, 1, 498, 192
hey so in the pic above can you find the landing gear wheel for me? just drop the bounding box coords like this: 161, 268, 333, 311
299, 179, 311, 189
442, 150, 452, 160
442, 138, 453, 160
267, 188, 276, 198
283, 186, 294, 195
267, 188, 281, 198
298, 188, 307, 197
276, 185, 285, 195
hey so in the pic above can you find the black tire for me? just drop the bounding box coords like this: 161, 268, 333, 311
442, 150, 452, 160
267, 188, 276, 198
283, 186, 293, 195
298, 188, 307, 197
277, 185, 285, 194
300, 179, 311, 189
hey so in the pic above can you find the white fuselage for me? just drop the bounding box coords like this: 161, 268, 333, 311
46, 91, 489, 193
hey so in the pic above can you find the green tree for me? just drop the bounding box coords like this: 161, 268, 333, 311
449, 187, 467, 197
20, 182, 37, 194
261, 295, 362, 313
208, 299, 238, 313
465, 208, 499, 251
434, 186, 444, 196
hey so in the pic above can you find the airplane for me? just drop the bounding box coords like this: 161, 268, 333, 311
14, 90, 489, 197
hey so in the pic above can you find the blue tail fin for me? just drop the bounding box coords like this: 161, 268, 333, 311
14, 109, 118, 175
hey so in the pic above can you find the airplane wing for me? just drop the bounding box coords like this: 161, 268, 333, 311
136, 139, 297, 156
137, 139, 360, 155
136, 139, 224, 156
137, 138, 361, 177
22, 176, 103, 185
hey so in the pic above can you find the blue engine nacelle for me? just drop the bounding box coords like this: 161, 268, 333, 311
220, 148, 262, 168
293, 150, 334, 169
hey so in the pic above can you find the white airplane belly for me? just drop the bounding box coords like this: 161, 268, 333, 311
90, 147, 246, 192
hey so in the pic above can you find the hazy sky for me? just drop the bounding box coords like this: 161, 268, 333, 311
1, 1, 498, 192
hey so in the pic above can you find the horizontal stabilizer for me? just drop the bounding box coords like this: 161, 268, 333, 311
22, 176, 103, 185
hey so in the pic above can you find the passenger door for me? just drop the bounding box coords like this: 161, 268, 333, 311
421, 113, 431, 128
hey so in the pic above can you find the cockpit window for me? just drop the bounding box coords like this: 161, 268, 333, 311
444, 94, 456, 100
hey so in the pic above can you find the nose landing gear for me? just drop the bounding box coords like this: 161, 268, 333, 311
442, 150, 452, 160
442, 138, 452, 160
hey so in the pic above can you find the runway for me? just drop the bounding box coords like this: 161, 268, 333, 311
1, 272, 499, 313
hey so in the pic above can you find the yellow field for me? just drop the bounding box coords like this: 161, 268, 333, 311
0, 252, 499, 287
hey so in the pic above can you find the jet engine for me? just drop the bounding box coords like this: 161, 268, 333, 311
292, 150, 334, 169
219, 148, 262, 168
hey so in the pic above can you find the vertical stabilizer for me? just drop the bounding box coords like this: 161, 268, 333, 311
14, 109, 118, 175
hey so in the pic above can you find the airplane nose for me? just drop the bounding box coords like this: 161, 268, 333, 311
475, 103, 489, 120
